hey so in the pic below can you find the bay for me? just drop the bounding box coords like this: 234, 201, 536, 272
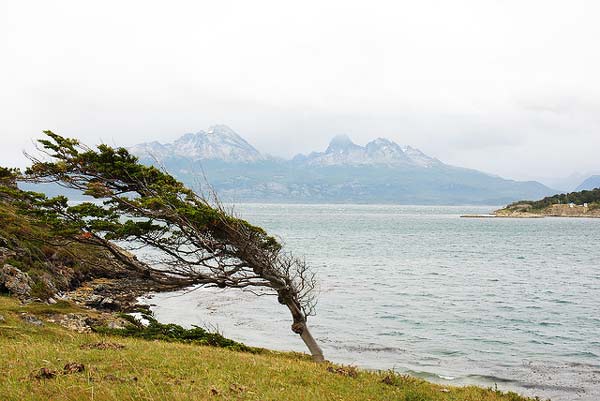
142, 204, 600, 401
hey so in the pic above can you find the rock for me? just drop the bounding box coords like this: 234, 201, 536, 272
0, 263, 33, 298
0, 236, 11, 249
85, 294, 103, 305
56, 313, 93, 333
99, 297, 120, 310
47, 297, 57, 304
0, 314, 5, 322
107, 320, 126, 329
84, 294, 121, 310
64, 277, 168, 313
43, 311, 130, 333
20, 313, 43, 326
0, 246, 16, 264
40, 273, 58, 296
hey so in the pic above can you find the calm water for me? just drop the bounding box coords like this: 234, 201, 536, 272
141, 204, 600, 401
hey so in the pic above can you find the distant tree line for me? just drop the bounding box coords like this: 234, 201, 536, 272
509, 188, 600, 210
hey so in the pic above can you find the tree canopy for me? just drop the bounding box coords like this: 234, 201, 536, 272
509, 188, 600, 210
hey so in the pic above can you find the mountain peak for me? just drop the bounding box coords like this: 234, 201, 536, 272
369, 137, 394, 146
326, 135, 361, 153
364, 138, 410, 163
132, 125, 264, 163
207, 124, 238, 137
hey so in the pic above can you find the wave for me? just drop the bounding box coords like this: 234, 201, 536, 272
403, 370, 460, 382
465, 374, 516, 384
327, 343, 407, 354
520, 383, 583, 392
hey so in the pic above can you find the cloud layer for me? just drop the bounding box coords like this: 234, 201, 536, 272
1, 0, 599, 182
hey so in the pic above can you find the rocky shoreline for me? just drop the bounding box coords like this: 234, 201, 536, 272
1, 243, 167, 333
1, 228, 178, 335
493, 203, 600, 218
462, 203, 600, 219
1, 275, 161, 333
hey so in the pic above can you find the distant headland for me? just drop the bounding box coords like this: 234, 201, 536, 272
462, 188, 600, 218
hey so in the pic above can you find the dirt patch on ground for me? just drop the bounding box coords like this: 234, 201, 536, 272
327, 365, 358, 378
63, 362, 85, 374
30, 368, 57, 380
80, 341, 126, 350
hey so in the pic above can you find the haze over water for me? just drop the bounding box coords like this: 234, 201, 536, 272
143, 204, 600, 401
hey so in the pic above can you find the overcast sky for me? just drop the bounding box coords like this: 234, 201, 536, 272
1, 0, 599, 184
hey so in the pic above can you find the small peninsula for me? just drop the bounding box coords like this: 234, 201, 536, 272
492, 188, 600, 218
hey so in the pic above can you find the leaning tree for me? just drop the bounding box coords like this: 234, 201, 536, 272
24, 131, 324, 361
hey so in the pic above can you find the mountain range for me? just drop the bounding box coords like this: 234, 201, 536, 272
129, 125, 556, 205
575, 175, 600, 192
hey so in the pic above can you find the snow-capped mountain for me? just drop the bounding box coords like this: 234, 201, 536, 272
131, 125, 265, 163
132, 127, 440, 168
295, 135, 441, 167
400, 145, 441, 167
129, 125, 556, 205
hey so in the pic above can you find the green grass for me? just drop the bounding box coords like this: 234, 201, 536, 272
95, 313, 259, 353
6, 299, 82, 315
0, 296, 535, 401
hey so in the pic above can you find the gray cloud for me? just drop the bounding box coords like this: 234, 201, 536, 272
1, 0, 599, 183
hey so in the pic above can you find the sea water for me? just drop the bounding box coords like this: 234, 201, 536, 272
141, 204, 600, 401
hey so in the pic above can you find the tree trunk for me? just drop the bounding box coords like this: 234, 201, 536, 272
285, 298, 325, 362
299, 324, 324, 362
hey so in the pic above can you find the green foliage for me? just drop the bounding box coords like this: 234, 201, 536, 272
96, 313, 257, 353
29, 281, 54, 300
509, 188, 600, 210
402, 389, 429, 401
0, 166, 19, 185
25, 131, 281, 252
0, 175, 133, 299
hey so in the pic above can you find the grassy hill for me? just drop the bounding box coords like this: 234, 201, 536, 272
0, 296, 534, 401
